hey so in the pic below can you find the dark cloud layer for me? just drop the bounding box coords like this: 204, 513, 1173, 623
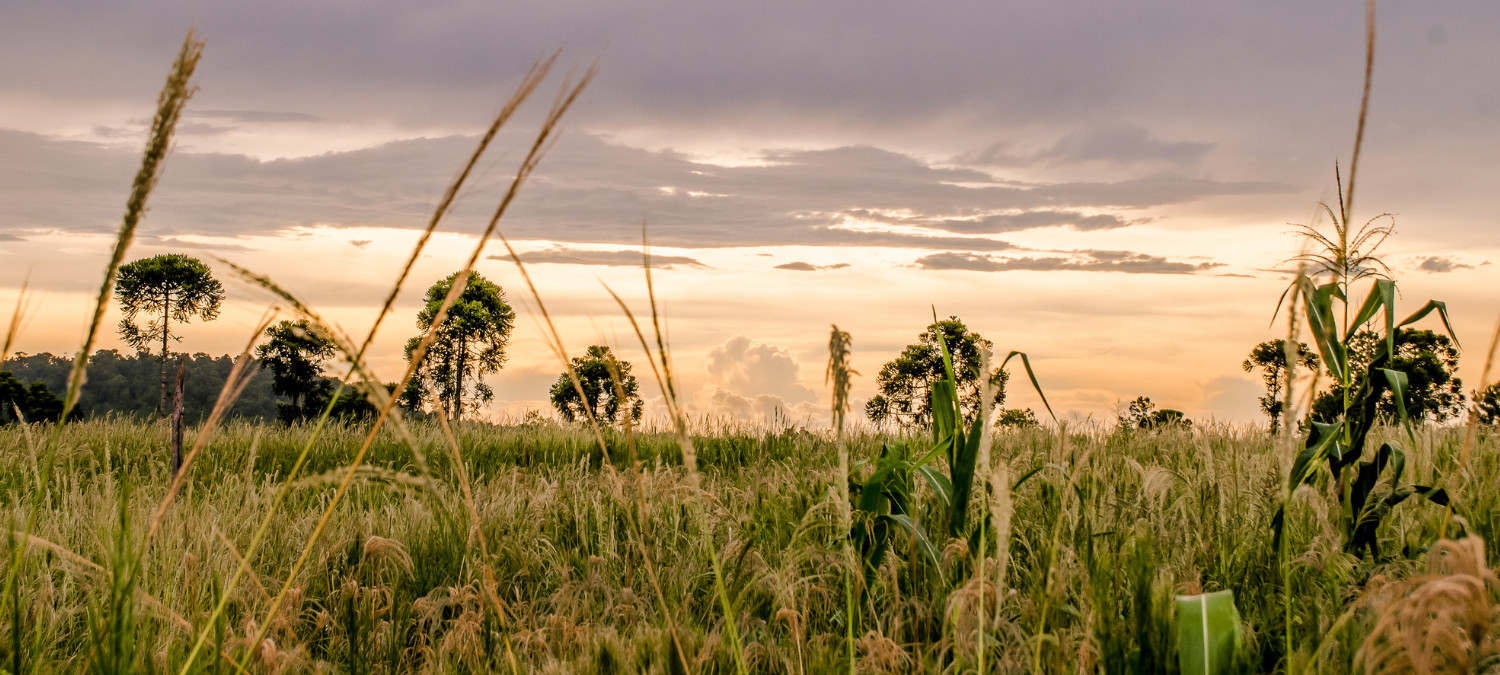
0, 129, 1289, 251
915, 250, 1223, 274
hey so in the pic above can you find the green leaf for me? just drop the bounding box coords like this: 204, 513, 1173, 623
1347, 279, 1397, 358
883, 514, 941, 570
1176, 590, 1243, 675
930, 379, 959, 448
916, 465, 953, 507
997, 351, 1057, 422
1377, 368, 1415, 441
1012, 464, 1048, 490
948, 414, 984, 537
1299, 278, 1347, 384
1399, 300, 1460, 348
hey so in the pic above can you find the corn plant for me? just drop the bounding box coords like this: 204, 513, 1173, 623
1273, 273, 1455, 560
849, 327, 1052, 588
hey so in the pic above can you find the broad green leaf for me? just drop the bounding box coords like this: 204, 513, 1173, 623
1300, 278, 1347, 383
1399, 300, 1461, 348
1377, 368, 1415, 441
883, 514, 941, 570
948, 414, 984, 537
916, 465, 953, 507
930, 379, 959, 446
1176, 590, 1243, 675
1347, 279, 1397, 357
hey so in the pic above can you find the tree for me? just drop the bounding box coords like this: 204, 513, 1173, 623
995, 408, 1038, 429
864, 316, 1006, 427
1474, 382, 1500, 425
115, 254, 225, 414
404, 271, 515, 421
1242, 339, 1320, 432
1310, 328, 1463, 424
0, 372, 64, 424
1118, 396, 1191, 430
256, 320, 338, 424
548, 345, 645, 426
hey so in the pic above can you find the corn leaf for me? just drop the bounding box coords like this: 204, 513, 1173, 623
1176, 590, 1243, 675
1347, 279, 1397, 357
1398, 300, 1460, 347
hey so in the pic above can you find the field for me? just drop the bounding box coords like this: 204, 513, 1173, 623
6, 17, 1500, 674
1, 418, 1496, 673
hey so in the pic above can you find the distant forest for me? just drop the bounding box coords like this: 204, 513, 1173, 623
2, 350, 287, 423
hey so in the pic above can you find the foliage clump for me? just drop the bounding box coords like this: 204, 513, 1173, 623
865, 316, 1005, 427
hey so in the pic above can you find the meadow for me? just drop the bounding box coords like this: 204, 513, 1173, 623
5, 15, 1500, 674
1, 418, 1496, 674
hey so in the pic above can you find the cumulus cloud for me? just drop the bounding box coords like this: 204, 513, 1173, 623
705, 335, 818, 404
489, 246, 705, 268
914, 250, 1223, 274
1416, 256, 1472, 273
774, 261, 849, 271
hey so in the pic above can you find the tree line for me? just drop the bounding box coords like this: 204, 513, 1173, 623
5, 251, 1499, 428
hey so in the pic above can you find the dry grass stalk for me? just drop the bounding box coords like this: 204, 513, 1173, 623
64, 31, 203, 420
1355, 537, 1500, 675
1, 277, 31, 366
231, 61, 594, 673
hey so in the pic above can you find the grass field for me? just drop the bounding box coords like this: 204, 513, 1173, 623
2, 418, 1495, 673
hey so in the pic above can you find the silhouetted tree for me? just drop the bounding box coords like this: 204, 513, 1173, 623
256, 320, 337, 424
549, 345, 644, 426
0, 372, 66, 424
1311, 329, 1463, 424
1119, 396, 1190, 430
115, 254, 224, 414
1242, 339, 1320, 432
865, 316, 1006, 427
404, 272, 515, 421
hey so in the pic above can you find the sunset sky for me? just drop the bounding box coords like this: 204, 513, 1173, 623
2, 1, 1498, 425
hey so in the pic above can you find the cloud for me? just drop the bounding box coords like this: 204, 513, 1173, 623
0, 129, 1292, 250
189, 110, 323, 124
0, 233, 22, 241
488, 246, 705, 269
775, 261, 849, 271
349, 239, 372, 248
1195, 376, 1262, 423
141, 237, 258, 252
959, 124, 1214, 169
1416, 256, 1472, 273
914, 250, 1223, 274
705, 335, 818, 404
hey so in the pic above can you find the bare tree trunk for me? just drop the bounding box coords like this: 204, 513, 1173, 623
158, 288, 171, 415
455, 339, 465, 421
171, 357, 186, 478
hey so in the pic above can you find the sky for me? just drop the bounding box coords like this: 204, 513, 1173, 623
2, 1, 1499, 425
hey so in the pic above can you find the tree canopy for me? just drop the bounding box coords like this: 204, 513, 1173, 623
864, 316, 1006, 427
1242, 339, 1320, 432
1, 350, 279, 422
1311, 328, 1463, 424
256, 319, 338, 424
114, 253, 225, 414
549, 345, 645, 426
404, 271, 515, 421
1118, 396, 1191, 430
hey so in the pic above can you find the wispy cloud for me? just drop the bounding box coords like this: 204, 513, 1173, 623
774, 261, 850, 271
489, 246, 706, 269
958, 124, 1215, 169
1416, 256, 1472, 273
915, 250, 1222, 274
